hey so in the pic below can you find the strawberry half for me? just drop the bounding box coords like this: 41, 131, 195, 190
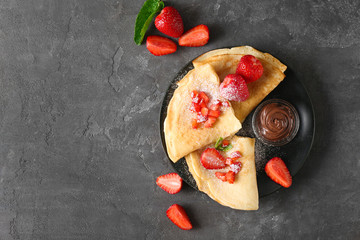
200, 148, 225, 169
236, 55, 264, 83
166, 204, 193, 230
265, 157, 292, 188
225, 171, 235, 184
156, 173, 183, 194
219, 74, 249, 102
146, 35, 177, 56
179, 24, 209, 47
155, 7, 184, 38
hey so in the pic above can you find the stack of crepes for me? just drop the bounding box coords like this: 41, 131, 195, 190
164, 46, 287, 210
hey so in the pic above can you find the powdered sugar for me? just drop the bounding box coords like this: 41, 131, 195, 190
230, 164, 241, 174
230, 151, 242, 159
197, 114, 207, 123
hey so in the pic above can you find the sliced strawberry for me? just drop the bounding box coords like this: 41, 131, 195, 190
166, 204, 193, 230
230, 151, 242, 159
201, 107, 209, 117
198, 92, 209, 104
146, 36, 177, 56
219, 74, 249, 102
225, 171, 235, 184
225, 157, 234, 165
215, 172, 227, 182
191, 90, 199, 100
200, 148, 225, 169
222, 140, 230, 147
190, 102, 202, 113
210, 103, 221, 111
156, 173, 183, 194
208, 110, 221, 118
236, 55, 264, 83
191, 119, 198, 129
265, 157, 292, 188
230, 162, 242, 174
204, 116, 217, 128
155, 7, 184, 38
179, 24, 209, 47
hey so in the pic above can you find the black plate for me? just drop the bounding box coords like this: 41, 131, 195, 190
160, 56, 315, 197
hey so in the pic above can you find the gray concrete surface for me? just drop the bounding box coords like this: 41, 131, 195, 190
0, 0, 359, 239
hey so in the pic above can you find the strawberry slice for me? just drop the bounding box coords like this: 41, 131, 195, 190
215, 172, 227, 182
230, 162, 242, 174
146, 36, 177, 56
191, 119, 198, 129
225, 157, 234, 165
189, 102, 201, 113
204, 116, 217, 128
225, 171, 235, 184
265, 157, 292, 188
166, 204, 193, 230
156, 173, 183, 194
198, 91, 210, 104
191, 90, 198, 98
200, 148, 225, 169
179, 24, 209, 47
201, 107, 209, 117
210, 103, 221, 111
208, 110, 221, 118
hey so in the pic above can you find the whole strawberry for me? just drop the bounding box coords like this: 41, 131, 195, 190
236, 55, 264, 83
219, 74, 249, 102
155, 6, 184, 38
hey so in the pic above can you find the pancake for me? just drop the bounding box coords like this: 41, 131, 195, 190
164, 64, 242, 163
192, 46, 287, 122
185, 136, 258, 210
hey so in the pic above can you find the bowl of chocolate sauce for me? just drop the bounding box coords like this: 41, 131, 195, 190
252, 99, 300, 146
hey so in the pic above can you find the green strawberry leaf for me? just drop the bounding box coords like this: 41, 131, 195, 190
134, 0, 164, 45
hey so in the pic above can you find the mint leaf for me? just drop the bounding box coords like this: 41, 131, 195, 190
221, 144, 233, 152
134, 0, 164, 45
214, 137, 223, 149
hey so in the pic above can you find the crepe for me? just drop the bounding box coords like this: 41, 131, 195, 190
192, 46, 287, 122
164, 64, 242, 163
185, 136, 258, 210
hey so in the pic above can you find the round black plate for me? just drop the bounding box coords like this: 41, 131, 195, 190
160, 57, 315, 197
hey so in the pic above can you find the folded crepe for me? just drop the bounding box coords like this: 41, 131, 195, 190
164, 64, 242, 163
193, 46, 287, 122
185, 136, 258, 210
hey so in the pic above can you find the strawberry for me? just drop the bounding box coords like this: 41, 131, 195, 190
191, 90, 199, 100
155, 7, 184, 38
225, 157, 234, 165
200, 148, 225, 169
210, 103, 221, 111
156, 173, 183, 194
198, 91, 210, 104
265, 157, 292, 188
208, 110, 221, 118
201, 107, 209, 117
230, 151, 242, 159
236, 55, 264, 83
146, 36, 177, 56
204, 116, 217, 128
179, 24, 209, 47
230, 162, 242, 174
225, 171, 235, 184
166, 204, 193, 230
189, 102, 201, 113
191, 119, 198, 129
215, 172, 227, 182
222, 140, 230, 147
219, 74, 249, 102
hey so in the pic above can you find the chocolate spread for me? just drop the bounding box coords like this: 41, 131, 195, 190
256, 102, 296, 142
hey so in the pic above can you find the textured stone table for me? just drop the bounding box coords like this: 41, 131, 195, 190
0, 0, 359, 239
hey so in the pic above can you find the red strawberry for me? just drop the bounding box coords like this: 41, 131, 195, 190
265, 157, 292, 188
146, 36, 177, 56
191, 119, 198, 129
201, 107, 209, 117
222, 140, 230, 147
210, 102, 221, 111
189, 102, 201, 113
208, 110, 221, 118
215, 172, 227, 182
230, 162, 242, 174
166, 204, 193, 230
204, 116, 217, 128
225, 157, 234, 165
156, 173, 183, 194
198, 91, 209, 104
155, 7, 184, 38
225, 171, 235, 184
219, 74, 249, 102
236, 55, 264, 83
200, 148, 225, 169
179, 24, 209, 47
